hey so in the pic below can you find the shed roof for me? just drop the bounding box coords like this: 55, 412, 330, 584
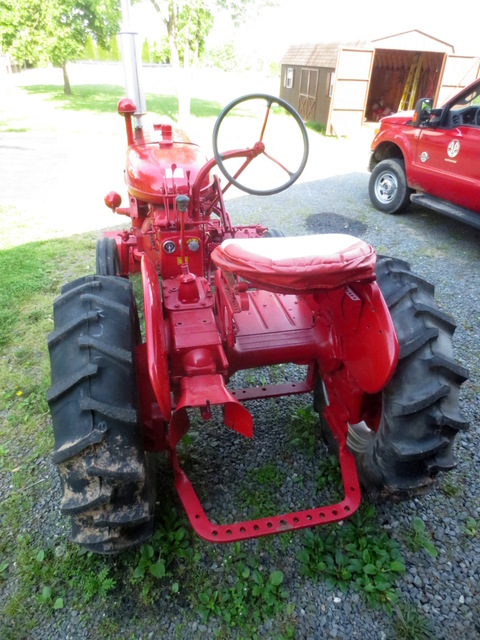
281, 30, 456, 68
372, 29, 454, 53
281, 43, 341, 68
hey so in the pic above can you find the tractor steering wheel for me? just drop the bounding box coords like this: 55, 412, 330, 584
212, 94, 309, 196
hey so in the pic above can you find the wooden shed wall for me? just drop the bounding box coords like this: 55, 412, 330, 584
280, 64, 334, 125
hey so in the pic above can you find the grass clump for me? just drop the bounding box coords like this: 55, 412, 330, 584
404, 517, 438, 559
394, 603, 436, 640
194, 541, 294, 638
297, 504, 405, 614
288, 405, 318, 457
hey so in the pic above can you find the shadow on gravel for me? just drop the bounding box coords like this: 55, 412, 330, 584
305, 212, 368, 236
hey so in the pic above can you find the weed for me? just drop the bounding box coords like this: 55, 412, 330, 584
82, 567, 116, 602
316, 454, 342, 492
194, 542, 291, 634
131, 544, 166, 583
404, 517, 438, 559
0, 560, 9, 579
0, 443, 9, 468
297, 504, 405, 614
130, 505, 197, 600
394, 603, 436, 639
289, 405, 318, 457
239, 463, 285, 518
441, 479, 460, 498
464, 517, 478, 538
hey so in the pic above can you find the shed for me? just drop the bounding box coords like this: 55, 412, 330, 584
279, 30, 480, 136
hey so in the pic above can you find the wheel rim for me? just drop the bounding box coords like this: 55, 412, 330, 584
374, 171, 398, 204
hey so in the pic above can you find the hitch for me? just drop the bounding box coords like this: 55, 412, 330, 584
171, 432, 361, 543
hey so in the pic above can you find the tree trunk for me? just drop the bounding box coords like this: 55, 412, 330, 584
62, 61, 71, 95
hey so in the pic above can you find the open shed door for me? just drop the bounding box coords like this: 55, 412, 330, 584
326, 47, 374, 136
436, 55, 480, 105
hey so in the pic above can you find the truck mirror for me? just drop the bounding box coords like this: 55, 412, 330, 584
412, 98, 433, 127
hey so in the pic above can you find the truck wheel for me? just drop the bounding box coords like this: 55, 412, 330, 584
96, 237, 121, 276
368, 158, 412, 214
47, 275, 155, 553
315, 255, 469, 500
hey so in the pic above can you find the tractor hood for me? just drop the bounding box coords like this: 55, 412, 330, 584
125, 129, 211, 202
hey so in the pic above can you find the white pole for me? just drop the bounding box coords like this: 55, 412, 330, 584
118, 0, 146, 127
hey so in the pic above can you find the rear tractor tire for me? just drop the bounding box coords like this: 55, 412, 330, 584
47, 275, 155, 553
315, 255, 469, 500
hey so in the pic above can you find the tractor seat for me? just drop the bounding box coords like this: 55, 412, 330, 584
211, 234, 376, 293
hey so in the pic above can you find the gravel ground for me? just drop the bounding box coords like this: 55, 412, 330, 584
1, 67, 479, 640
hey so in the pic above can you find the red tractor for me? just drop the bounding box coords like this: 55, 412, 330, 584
47, 93, 468, 554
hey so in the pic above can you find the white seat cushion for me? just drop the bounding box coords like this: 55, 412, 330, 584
211, 234, 376, 292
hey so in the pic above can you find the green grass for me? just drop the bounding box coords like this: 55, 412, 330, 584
20, 84, 223, 119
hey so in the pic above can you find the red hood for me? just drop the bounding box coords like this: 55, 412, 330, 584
379, 110, 414, 126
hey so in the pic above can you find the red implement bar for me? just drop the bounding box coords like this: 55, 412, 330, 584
171, 439, 361, 543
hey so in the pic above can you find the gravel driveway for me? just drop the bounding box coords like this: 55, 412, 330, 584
1, 69, 479, 640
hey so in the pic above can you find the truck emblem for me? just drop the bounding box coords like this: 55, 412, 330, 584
420, 152, 429, 163
447, 139, 460, 158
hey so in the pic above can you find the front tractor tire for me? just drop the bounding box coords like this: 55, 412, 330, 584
47, 275, 155, 553
96, 237, 121, 276
369, 158, 412, 214
316, 256, 469, 500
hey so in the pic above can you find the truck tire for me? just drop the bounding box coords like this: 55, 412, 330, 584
315, 255, 469, 500
369, 158, 412, 214
96, 237, 121, 276
47, 275, 155, 553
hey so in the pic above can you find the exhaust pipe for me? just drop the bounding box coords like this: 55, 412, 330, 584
118, 0, 146, 128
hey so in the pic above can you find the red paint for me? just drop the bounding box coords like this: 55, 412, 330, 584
100, 96, 402, 543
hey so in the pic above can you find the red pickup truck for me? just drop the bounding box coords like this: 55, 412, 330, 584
368, 77, 480, 229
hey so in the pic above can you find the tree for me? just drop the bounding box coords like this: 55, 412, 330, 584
141, 37, 151, 63
0, 0, 121, 94
83, 36, 96, 61
216, 0, 277, 26
146, 0, 276, 123
110, 35, 120, 62
0, 0, 45, 68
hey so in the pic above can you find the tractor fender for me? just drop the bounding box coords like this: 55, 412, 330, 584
321, 282, 399, 394
141, 255, 171, 420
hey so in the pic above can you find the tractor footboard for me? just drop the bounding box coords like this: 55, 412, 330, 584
170, 443, 361, 543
